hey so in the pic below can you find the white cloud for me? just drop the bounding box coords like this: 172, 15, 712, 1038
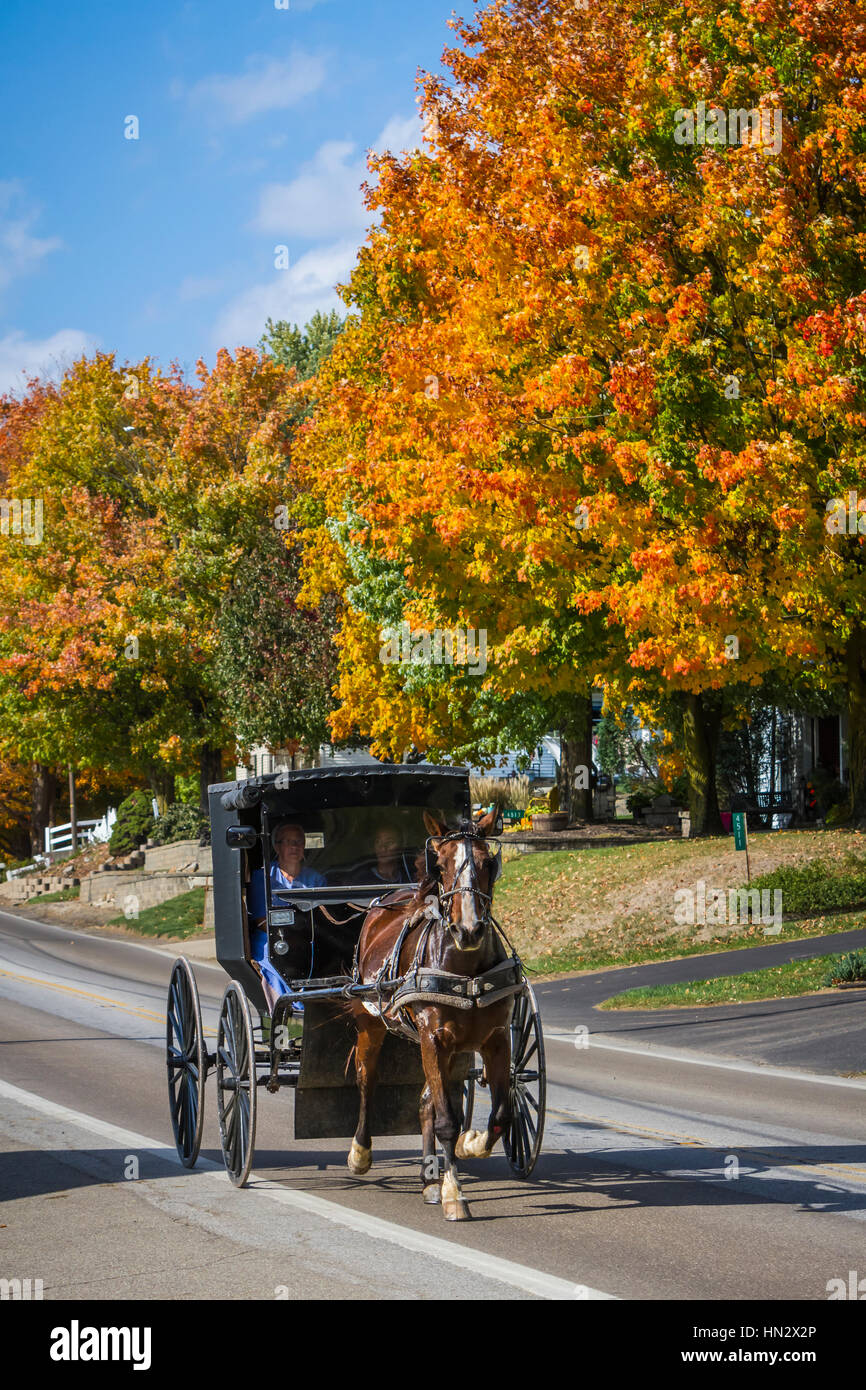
213, 240, 356, 349
374, 113, 423, 154
0, 181, 62, 294
254, 141, 367, 238
213, 113, 422, 352
252, 114, 422, 240
0, 329, 97, 394
186, 48, 327, 123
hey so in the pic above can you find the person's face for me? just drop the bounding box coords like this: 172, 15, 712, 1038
274, 826, 305, 870
375, 831, 400, 871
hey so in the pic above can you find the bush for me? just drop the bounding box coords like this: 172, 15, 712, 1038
626, 788, 654, 818
109, 790, 155, 856
822, 950, 866, 986
750, 860, 866, 914
150, 802, 209, 846
807, 765, 847, 818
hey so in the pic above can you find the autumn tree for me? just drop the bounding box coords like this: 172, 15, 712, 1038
298, 0, 866, 830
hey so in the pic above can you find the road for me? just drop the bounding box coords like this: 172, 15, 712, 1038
1, 909, 865, 1301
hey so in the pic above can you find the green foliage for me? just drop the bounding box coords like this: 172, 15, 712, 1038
214, 526, 338, 755
173, 773, 199, 806
261, 310, 345, 381
626, 788, 654, 817
595, 711, 628, 779
109, 790, 155, 855
150, 802, 208, 846
750, 860, 866, 913
822, 950, 866, 986
807, 765, 847, 818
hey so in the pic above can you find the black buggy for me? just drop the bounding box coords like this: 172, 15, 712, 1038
165, 765, 546, 1186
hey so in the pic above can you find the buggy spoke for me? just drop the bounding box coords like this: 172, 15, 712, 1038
165, 958, 205, 1169
216, 982, 257, 1187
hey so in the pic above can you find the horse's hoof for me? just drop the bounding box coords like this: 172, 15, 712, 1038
456, 1129, 492, 1160
422, 1182, 441, 1205
347, 1140, 372, 1175
443, 1198, 472, 1221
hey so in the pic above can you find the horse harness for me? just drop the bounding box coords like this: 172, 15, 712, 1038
352, 895, 523, 1043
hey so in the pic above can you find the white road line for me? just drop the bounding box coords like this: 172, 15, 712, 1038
544, 1030, 866, 1089
0, 1078, 615, 1301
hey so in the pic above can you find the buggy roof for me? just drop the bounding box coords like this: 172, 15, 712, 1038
212, 764, 470, 813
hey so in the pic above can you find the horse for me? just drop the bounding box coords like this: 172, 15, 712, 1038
344, 807, 521, 1220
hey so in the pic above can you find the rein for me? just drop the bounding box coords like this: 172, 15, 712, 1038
353, 823, 521, 1039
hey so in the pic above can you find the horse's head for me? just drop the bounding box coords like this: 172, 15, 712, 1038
423, 808, 502, 951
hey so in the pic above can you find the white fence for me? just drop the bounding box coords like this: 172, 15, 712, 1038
44, 809, 116, 856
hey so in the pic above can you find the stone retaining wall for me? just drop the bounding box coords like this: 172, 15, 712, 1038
144, 840, 212, 874
80, 870, 212, 910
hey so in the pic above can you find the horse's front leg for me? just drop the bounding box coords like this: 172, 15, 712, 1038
419, 1021, 469, 1221
419, 1083, 440, 1204
456, 1024, 510, 1160
348, 1016, 386, 1175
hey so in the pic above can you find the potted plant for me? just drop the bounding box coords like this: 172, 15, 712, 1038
530, 786, 568, 832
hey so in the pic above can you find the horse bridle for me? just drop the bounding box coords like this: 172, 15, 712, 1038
425, 821, 502, 936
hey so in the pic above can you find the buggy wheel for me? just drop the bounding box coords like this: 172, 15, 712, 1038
461, 1057, 477, 1133
503, 984, 546, 1178
166, 956, 205, 1168
216, 982, 257, 1188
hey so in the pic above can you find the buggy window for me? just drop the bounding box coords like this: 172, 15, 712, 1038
266, 805, 429, 892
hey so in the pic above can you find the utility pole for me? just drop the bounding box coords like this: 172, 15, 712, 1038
68, 764, 78, 858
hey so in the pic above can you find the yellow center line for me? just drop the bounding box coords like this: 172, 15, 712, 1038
550, 1105, 866, 1183
0, 967, 217, 1036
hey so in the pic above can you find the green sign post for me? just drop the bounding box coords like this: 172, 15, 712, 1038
731, 810, 751, 882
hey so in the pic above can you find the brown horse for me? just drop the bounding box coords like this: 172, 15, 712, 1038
345, 808, 519, 1220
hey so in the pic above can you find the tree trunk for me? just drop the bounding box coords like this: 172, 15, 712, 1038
847, 622, 866, 822
29, 764, 56, 856
682, 692, 724, 835
199, 744, 224, 812
145, 763, 175, 815
559, 693, 594, 823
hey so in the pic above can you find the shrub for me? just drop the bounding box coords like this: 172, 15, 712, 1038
109, 790, 155, 856
750, 860, 866, 914
822, 951, 866, 986
150, 802, 209, 846
626, 788, 654, 818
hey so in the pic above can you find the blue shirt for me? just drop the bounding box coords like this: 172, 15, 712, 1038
247, 860, 326, 919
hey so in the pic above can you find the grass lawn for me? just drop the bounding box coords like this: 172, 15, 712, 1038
108, 886, 206, 939
33, 886, 81, 903
492, 827, 866, 975
598, 954, 863, 1009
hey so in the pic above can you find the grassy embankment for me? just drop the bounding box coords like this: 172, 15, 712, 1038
493, 828, 866, 976
600, 950, 866, 1009
108, 886, 207, 939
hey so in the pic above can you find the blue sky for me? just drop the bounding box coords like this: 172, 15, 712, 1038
0, 0, 459, 390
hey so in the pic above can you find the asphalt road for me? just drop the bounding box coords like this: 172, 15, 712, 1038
536, 926, 866, 1074
2, 909, 866, 1301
